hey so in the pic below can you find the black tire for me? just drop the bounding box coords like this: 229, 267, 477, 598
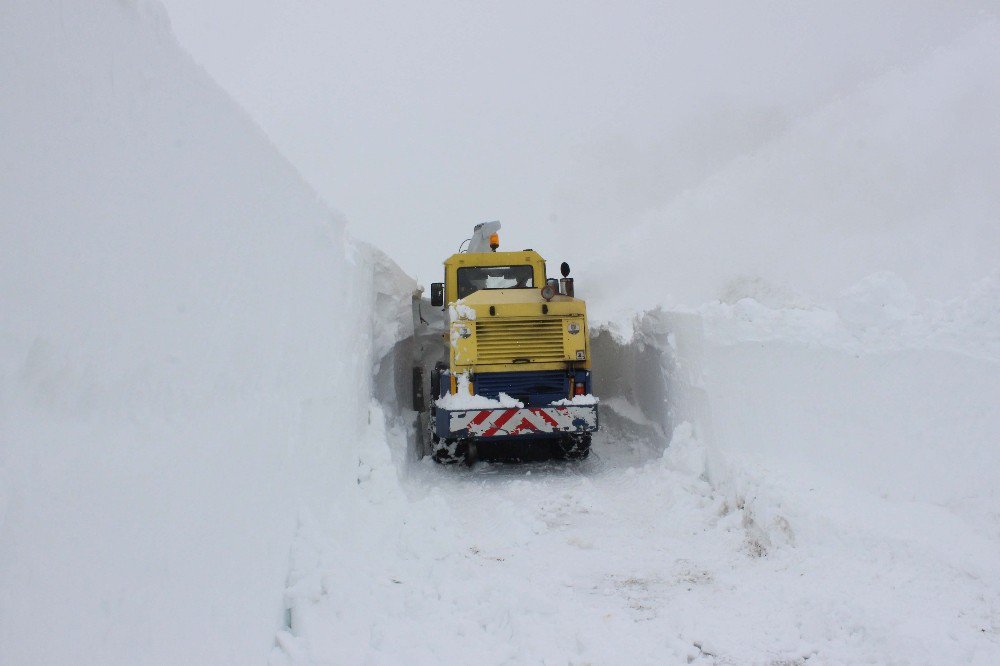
426, 363, 447, 460
430, 362, 447, 401
432, 438, 468, 465
554, 434, 591, 460
412, 366, 425, 411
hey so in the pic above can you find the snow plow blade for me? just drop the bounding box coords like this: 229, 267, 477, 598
436, 405, 599, 439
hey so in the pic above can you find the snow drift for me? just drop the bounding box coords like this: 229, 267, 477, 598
0, 2, 413, 664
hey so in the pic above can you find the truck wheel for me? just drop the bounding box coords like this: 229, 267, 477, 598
554, 434, 591, 460
432, 437, 467, 465
464, 440, 478, 467
412, 366, 425, 411
430, 362, 447, 401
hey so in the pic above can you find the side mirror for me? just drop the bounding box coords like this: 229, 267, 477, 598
560, 262, 570, 277
430, 282, 444, 307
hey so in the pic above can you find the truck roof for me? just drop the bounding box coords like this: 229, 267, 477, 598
443, 249, 545, 268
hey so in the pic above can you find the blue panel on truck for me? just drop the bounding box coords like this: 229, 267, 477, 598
474, 371, 567, 404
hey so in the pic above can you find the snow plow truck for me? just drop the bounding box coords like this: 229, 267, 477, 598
414, 221, 599, 464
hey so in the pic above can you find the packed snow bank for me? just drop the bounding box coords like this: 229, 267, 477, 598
692, 273, 1000, 527
698, 270, 1000, 360
687, 297, 1000, 661
594, 267, 1000, 527
587, 310, 712, 465
0, 3, 414, 664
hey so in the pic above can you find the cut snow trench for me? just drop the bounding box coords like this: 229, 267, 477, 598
373, 300, 702, 469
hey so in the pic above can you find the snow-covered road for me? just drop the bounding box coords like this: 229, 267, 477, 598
276, 418, 1000, 664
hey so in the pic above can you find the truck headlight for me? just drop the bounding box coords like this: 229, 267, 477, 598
567, 322, 581, 334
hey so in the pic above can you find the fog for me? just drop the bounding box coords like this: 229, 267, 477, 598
161, 1, 995, 287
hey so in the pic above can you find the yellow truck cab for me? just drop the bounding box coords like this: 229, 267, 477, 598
426, 222, 598, 464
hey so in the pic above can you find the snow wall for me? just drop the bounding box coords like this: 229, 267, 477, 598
0, 3, 414, 664
496, 22, 997, 656
581, 18, 1000, 529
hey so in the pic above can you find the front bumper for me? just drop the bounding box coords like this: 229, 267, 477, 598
435, 404, 599, 439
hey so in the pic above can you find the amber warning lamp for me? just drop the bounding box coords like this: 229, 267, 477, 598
489, 232, 500, 251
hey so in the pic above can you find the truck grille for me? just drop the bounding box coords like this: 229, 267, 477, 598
475, 318, 566, 364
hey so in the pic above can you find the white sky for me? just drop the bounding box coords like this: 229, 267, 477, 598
159, 1, 993, 284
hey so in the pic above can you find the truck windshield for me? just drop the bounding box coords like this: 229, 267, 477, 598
457, 265, 534, 299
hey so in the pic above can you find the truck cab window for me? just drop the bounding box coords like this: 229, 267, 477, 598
456, 265, 534, 299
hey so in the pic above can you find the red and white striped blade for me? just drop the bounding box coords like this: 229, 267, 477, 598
448, 406, 597, 437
